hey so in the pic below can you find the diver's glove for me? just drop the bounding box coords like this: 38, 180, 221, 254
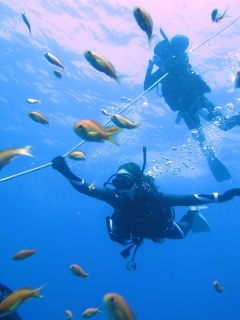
52, 156, 71, 175
219, 188, 240, 202
52, 156, 84, 185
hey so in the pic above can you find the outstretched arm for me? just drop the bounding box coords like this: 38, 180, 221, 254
52, 156, 116, 207
156, 189, 240, 207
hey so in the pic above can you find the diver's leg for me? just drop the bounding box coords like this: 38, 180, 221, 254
200, 97, 240, 131
163, 209, 197, 239
177, 209, 197, 235
182, 112, 206, 145
212, 114, 240, 131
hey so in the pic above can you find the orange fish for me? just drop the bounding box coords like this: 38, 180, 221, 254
133, 6, 154, 49
84, 50, 122, 84
88, 181, 95, 191
70, 264, 90, 280
213, 281, 223, 295
65, 309, 73, 319
74, 120, 121, 146
68, 151, 86, 161
103, 293, 135, 320
0, 146, 33, 170
81, 306, 102, 318
0, 284, 46, 317
13, 249, 37, 261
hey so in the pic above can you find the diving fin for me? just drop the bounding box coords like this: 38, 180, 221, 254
202, 147, 231, 182
189, 206, 210, 233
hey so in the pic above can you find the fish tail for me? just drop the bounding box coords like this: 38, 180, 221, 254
107, 128, 122, 146
135, 122, 141, 129
223, 6, 229, 17
20, 146, 33, 157
148, 34, 157, 51
33, 282, 48, 298
114, 74, 125, 86
39, 99, 42, 104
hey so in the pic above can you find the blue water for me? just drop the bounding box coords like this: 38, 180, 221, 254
1, 0, 240, 319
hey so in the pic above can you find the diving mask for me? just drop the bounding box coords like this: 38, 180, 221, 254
112, 174, 136, 190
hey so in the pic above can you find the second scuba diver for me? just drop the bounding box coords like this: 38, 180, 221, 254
52, 148, 240, 270
144, 30, 240, 182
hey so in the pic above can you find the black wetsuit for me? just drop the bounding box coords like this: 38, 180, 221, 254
0, 283, 22, 320
52, 156, 240, 242
143, 53, 240, 135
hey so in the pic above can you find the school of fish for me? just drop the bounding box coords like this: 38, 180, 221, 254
0, 3, 234, 319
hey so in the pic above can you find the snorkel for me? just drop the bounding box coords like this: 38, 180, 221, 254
139, 145, 147, 180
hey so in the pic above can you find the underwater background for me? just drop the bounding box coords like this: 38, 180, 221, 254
1, 0, 240, 319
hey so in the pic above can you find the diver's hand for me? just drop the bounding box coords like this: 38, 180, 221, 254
218, 188, 240, 202
52, 156, 70, 174
148, 59, 154, 68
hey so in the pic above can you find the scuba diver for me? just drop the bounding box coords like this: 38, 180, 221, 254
0, 283, 22, 320
51, 147, 240, 270
143, 30, 240, 182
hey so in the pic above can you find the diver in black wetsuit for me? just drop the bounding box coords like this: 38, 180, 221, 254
144, 32, 240, 182
52, 156, 240, 255
0, 283, 22, 320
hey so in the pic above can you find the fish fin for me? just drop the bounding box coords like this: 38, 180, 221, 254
107, 128, 122, 146
114, 74, 126, 86
33, 282, 48, 298
87, 131, 99, 137
135, 123, 141, 129
148, 34, 158, 50
105, 126, 120, 133
20, 146, 33, 157
222, 6, 229, 18
97, 305, 103, 313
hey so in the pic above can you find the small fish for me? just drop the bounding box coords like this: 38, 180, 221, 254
133, 6, 154, 49
21, 12, 31, 35
70, 264, 89, 280
101, 109, 110, 116
213, 281, 223, 295
81, 306, 102, 318
26, 99, 41, 104
13, 249, 37, 261
84, 50, 122, 84
65, 309, 73, 319
211, 7, 228, 22
110, 114, 140, 129
88, 181, 95, 191
28, 112, 49, 126
44, 52, 64, 69
68, 151, 86, 161
103, 293, 135, 320
53, 70, 63, 79
74, 120, 121, 146
0, 146, 33, 170
231, 68, 240, 89
0, 284, 46, 317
